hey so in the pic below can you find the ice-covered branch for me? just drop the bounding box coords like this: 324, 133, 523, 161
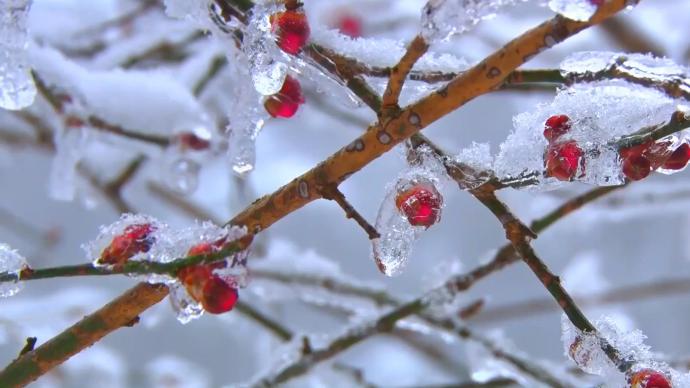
0, 234, 253, 284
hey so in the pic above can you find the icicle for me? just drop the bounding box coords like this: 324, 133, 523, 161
244, 2, 288, 96
0, 0, 36, 110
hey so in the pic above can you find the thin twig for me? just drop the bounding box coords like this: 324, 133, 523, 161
381, 35, 429, 111
320, 185, 380, 240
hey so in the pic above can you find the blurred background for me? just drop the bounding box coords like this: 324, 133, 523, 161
1, 0, 690, 386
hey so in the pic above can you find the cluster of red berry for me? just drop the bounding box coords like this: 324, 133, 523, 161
177, 238, 238, 314
395, 181, 443, 228
619, 139, 690, 181
97, 224, 244, 315
543, 114, 690, 182
261, 8, 310, 118
543, 115, 585, 181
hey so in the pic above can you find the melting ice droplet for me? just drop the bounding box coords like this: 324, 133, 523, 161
0, 0, 36, 110
548, 0, 600, 22
0, 243, 28, 297
372, 176, 443, 276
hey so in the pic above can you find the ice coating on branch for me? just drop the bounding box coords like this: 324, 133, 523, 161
0, 0, 36, 110
372, 146, 448, 276
83, 213, 166, 269
453, 142, 494, 189
561, 51, 689, 79
244, 2, 288, 96
548, 0, 599, 22
421, 0, 527, 42
562, 315, 690, 386
0, 243, 27, 298
494, 80, 678, 189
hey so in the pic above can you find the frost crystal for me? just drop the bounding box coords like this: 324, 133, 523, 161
495, 80, 678, 189
548, 0, 599, 22
0, 0, 36, 110
421, 0, 527, 42
372, 146, 448, 276
244, 3, 288, 96
0, 243, 27, 297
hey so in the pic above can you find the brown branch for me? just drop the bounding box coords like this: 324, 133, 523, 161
319, 185, 380, 240
474, 276, 690, 324
381, 35, 429, 111
0, 283, 168, 388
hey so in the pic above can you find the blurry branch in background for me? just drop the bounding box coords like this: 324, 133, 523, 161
249, 185, 621, 386
473, 276, 690, 324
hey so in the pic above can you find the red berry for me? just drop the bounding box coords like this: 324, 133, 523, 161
177, 132, 211, 151
201, 276, 238, 314
544, 141, 584, 181
264, 75, 305, 118
589, 0, 604, 5
270, 10, 310, 55
662, 143, 690, 170
395, 183, 443, 228
337, 14, 362, 38
630, 369, 672, 388
543, 114, 571, 142
99, 223, 155, 266
622, 155, 652, 181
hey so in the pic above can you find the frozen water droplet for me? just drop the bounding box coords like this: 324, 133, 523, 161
548, 0, 599, 22
244, 2, 288, 96
372, 147, 447, 276
0, 0, 36, 110
0, 243, 27, 297
169, 282, 204, 324
166, 158, 201, 194
422, 0, 527, 42
227, 117, 265, 176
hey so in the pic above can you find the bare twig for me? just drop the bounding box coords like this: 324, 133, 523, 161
320, 185, 380, 240
381, 35, 429, 111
